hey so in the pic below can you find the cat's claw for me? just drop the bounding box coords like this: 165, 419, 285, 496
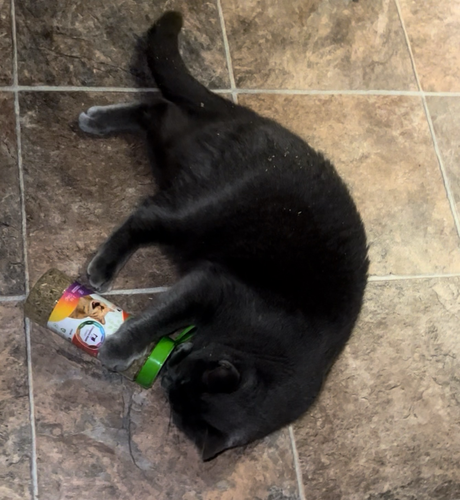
87, 251, 116, 292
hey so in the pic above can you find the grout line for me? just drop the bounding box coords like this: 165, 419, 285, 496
0, 85, 230, 94
0, 294, 27, 302
2, 273, 459, 305
393, 0, 460, 238
3, 273, 460, 304
0, 86, 423, 96
15, 85, 160, 92
0, 85, 160, 92
103, 286, 170, 296
423, 109, 460, 236
215, 0, 238, 103
392, 0, 422, 91
289, 426, 307, 500
11, 1, 38, 498
25, 318, 39, 500
2, 273, 460, 305
368, 272, 460, 282
234, 88, 423, 96
1, 85, 460, 98
10, 1, 18, 88
424, 91, 460, 97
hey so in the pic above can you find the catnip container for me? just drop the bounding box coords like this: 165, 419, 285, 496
24, 268, 194, 388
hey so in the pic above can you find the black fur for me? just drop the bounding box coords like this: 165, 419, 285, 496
79, 11, 369, 461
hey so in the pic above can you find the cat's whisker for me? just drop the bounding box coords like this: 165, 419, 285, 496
201, 427, 208, 460
167, 408, 173, 436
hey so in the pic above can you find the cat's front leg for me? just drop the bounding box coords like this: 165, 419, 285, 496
98, 265, 223, 371
87, 216, 139, 292
87, 198, 171, 291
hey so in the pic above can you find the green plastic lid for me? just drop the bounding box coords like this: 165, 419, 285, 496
135, 325, 195, 388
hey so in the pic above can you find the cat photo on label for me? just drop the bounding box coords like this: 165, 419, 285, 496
69, 295, 115, 325
48, 293, 125, 350
78, 11, 369, 461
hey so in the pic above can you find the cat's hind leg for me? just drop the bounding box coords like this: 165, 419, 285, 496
79, 102, 149, 135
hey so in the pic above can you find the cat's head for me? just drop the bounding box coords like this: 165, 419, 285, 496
69, 295, 115, 325
161, 340, 263, 461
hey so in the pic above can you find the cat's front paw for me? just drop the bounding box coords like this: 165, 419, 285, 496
87, 249, 117, 292
98, 322, 140, 372
78, 106, 110, 136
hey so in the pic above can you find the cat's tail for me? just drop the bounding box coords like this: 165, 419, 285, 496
145, 11, 234, 115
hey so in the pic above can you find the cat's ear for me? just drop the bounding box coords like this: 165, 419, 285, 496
202, 360, 240, 394
201, 427, 230, 461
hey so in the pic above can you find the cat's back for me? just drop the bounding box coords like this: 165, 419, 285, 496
173, 111, 347, 199
174, 112, 365, 259
166, 112, 368, 315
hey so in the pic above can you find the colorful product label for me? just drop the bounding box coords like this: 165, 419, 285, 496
47, 282, 129, 357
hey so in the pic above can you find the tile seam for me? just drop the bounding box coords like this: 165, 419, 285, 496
1, 86, 460, 98
15, 85, 161, 92
424, 91, 460, 97
10, 1, 38, 498
0, 86, 424, 95
368, 273, 460, 282
289, 426, 307, 500
421, 99, 460, 237
235, 89, 423, 96
3, 273, 460, 304
216, 0, 238, 103
0, 294, 27, 302
103, 286, 170, 296
393, 0, 460, 238
24, 319, 38, 500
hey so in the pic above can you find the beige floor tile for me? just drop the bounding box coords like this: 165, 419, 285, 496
239, 94, 460, 275
20, 92, 176, 290
0, 302, 32, 500
427, 96, 460, 227
222, 0, 416, 90
398, 0, 460, 91
293, 278, 460, 499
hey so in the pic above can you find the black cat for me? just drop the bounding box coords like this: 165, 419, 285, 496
78, 11, 369, 461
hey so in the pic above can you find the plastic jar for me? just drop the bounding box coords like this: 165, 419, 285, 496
24, 269, 194, 388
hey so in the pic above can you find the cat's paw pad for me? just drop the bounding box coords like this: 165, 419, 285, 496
78, 106, 109, 135
87, 251, 117, 292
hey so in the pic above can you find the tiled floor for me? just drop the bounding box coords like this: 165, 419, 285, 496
1, 0, 460, 499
